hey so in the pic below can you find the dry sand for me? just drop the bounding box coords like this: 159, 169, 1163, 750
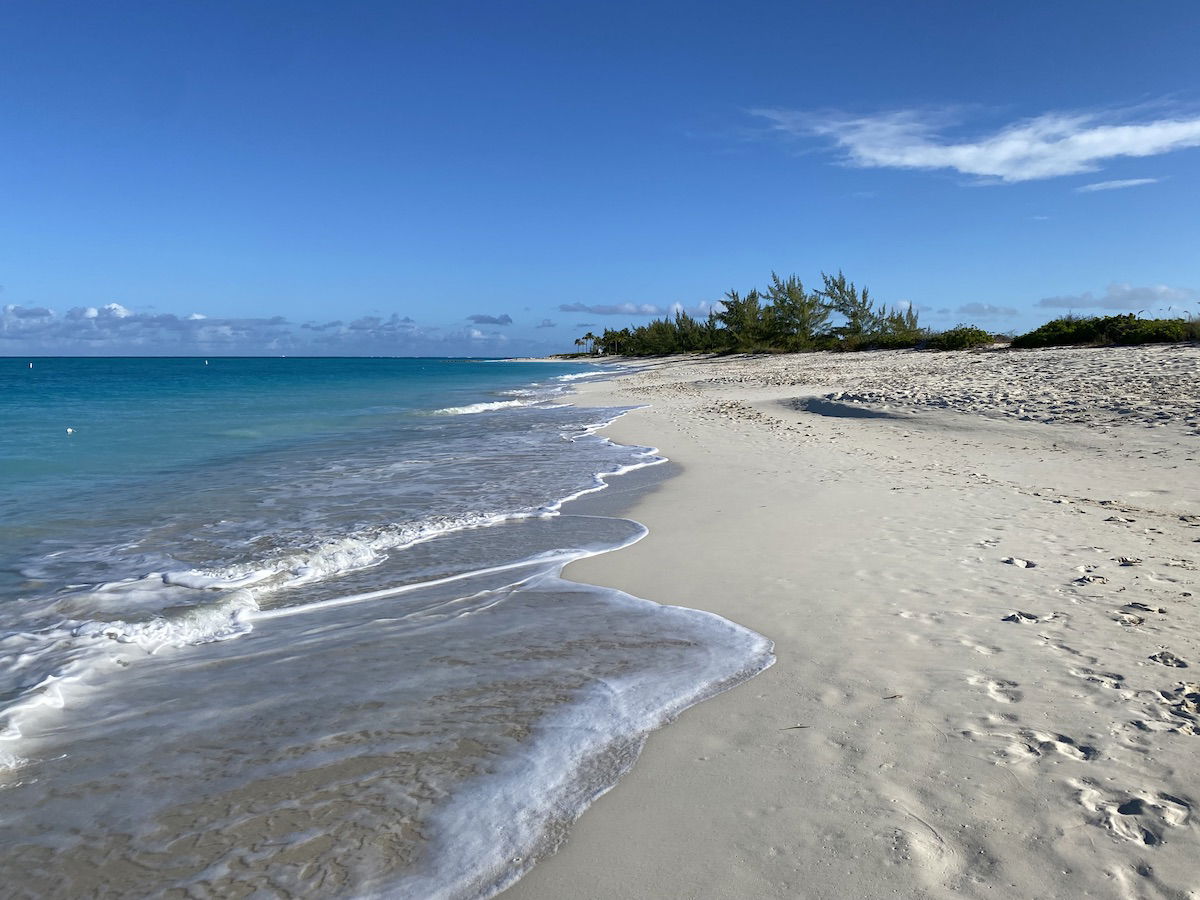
506, 345, 1200, 899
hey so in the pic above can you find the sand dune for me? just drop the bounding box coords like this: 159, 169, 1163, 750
508, 345, 1200, 899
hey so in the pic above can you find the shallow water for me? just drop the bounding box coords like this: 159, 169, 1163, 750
0, 358, 771, 897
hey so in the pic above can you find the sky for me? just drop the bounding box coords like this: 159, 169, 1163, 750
2, 0, 1198, 356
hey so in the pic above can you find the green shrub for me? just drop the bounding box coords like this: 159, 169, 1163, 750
869, 333, 924, 350
1119, 317, 1187, 344
926, 325, 994, 351
1012, 314, 1191, 349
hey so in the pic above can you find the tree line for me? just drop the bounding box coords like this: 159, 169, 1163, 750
584, 271, 962, 357
571, 271, 1199, 357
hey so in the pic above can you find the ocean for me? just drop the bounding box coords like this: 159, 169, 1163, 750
0, 357, 771, 898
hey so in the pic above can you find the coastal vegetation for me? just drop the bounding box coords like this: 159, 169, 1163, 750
567, 272, 1198, 356
1010, 313, 1200, 349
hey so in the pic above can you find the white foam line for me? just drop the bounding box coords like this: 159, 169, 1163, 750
249, 522, 648, 623
540, 453, 666, 514
249, 555, 572, 621
434, 399, 532, 415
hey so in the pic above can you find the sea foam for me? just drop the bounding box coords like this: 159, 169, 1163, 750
434, 399, 532, 414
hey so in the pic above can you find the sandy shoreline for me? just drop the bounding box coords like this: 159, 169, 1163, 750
506, 346, 1200, 899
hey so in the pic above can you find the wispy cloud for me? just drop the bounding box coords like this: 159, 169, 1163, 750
1075, 177, 1160, 192
558, 302, 664, 316
466, 313, 513, 325
535, 318, 557, 328
1035, 282, 1197, 311
956, 302, 1018, 319
750, 106, 1200, 183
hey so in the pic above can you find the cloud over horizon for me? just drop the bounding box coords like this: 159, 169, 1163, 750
1035, 282, 1198, 311
751, 106, 1200, 183
466, 313, 513, 325
955, 302, 1018, 319
1, 304, 545, 356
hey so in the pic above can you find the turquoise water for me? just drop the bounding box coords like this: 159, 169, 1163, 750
3, 357, 586, 543
0, 357, 771, 898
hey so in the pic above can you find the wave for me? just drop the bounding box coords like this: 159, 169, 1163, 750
434, 400, 532, 415
72, 590, 258, 650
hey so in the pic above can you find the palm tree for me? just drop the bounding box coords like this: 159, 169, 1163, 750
583, 331, 598, 354
574, 337, 585, 353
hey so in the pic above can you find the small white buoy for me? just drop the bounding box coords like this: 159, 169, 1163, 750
66, 427, 75, 435
204, 360, 209, 365
29, 362, 33, 368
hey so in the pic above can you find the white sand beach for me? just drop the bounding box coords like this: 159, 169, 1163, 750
508, 345, 1200, 899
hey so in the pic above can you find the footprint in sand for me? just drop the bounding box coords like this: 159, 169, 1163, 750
1149, 650, 1188, 668
1001, 557, 1037, 568
1073, 781, 1191, 846
1067, 666, 1127, 691
1112, 861, 1192, 899
1016, 729, 1099, 761
1126, 601, 1166, 614
998, 729, 1099, 763
968, 673, 1023, 703
1133, 683, 1200, 735
1001, 611, 1039, 623
1114, 611, 1145, 627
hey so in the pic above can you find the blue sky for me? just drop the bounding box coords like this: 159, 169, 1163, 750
2, 0, 1198, 355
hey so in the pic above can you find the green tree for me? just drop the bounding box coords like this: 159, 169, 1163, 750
598, 327, 631, 355
715, 288, 765, 349
819, 271, 876, 336
765, 272, 830, 349
671, 309, 707, 351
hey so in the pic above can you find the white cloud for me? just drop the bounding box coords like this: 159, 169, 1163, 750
1036, 282, 1198, 311
1075, 177, 1159, 192
751, 106, 1200, 183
